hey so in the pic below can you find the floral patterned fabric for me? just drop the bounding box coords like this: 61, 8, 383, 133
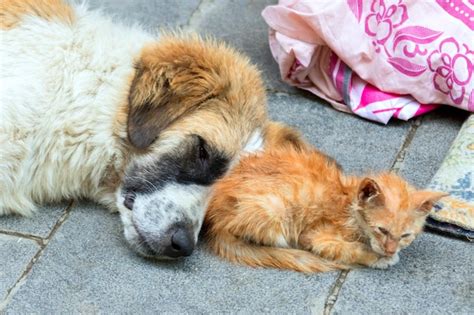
427, 115, 474, 241
262, 0, 474, 123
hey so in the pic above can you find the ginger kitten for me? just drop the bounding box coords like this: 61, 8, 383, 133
204, 123, 446, 273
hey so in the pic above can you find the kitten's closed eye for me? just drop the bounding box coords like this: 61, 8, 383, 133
401, 233, 411, 238
377, 227, 389, 235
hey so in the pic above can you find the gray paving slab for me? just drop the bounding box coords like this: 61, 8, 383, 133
332, 233, 474, 314
0, 234, 39, 303
2, 2, 471, 314
191, 0, 299, 93
5, 203, 338, 314
398, 107, 469, 188
268, 93, 410, 174
83, 0, 200, 30
0, 204, 68, 238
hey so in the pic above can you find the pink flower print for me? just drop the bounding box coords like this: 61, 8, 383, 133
428, 38, 474, 105
365, 0, 408, 44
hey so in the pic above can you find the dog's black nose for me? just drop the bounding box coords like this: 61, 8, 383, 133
163, 228, 194, 258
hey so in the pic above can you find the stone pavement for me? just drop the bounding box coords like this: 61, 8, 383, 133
1, 1, 472, 314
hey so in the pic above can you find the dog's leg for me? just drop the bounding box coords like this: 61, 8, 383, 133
0, 137, 38, 216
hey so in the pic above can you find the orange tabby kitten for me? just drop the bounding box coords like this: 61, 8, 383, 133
205, 123, 446, 273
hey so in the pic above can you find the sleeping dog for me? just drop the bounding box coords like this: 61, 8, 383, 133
0, 0, 267, 259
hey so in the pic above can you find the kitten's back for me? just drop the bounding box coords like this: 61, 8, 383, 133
205, 144, 348, 272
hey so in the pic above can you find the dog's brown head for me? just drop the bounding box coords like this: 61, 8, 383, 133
116, 35, 267, 259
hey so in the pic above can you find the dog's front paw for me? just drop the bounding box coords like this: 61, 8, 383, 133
370, 253, 399, 269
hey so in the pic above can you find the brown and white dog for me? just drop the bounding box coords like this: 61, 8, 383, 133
0, 0, 267, 259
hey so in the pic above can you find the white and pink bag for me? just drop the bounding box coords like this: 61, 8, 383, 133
262, 0, 474, 123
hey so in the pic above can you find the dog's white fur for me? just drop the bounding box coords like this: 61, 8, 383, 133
0, 5, 153, 215
0, 1, 267, 258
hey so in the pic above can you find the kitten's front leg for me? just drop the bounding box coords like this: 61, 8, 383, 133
301, 230, 380, 267
370, 253, 400, 269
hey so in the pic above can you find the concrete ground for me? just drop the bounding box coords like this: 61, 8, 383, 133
1, 1, 472, 314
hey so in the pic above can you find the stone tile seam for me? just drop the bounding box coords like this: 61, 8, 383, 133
323, 270, 349, 315
265, 88, 302, 96
183, 0, 215, 32
0, 201, 74, 311
0, 230, 44, 246
390, 117, 423, 173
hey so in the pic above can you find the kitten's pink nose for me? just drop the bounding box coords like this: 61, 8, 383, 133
384, 238, 398, 256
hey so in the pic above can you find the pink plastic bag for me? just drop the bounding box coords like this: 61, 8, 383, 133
262, 0, 474, 123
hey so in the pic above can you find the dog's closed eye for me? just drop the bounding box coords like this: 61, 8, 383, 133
197, 136, 209, 162
124, 192, 136, 210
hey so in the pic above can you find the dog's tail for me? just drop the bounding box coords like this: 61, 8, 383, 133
207, 231, 346, 273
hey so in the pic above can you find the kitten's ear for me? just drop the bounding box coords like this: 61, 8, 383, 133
411, 191, 448, 214
358, 178, 384, 207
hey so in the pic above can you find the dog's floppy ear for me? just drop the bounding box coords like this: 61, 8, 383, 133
127, 43, 225, 150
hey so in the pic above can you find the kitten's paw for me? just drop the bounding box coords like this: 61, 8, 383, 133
370, 253, 399, 269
